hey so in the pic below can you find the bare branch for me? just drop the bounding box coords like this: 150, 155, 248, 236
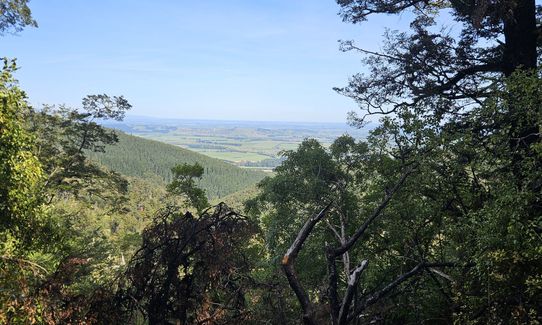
428, 267, 455, 283
340, 41, 406, 63
334, 165, 416, 256
327, 247, 340, 324
338, 260, 368, 325
282, 201, 333, 267
347, 262, 425, 322
326, 220, 342, 243
338, 0, 427, 23
281, 202, 333, 324
348, 261, 474, 322
432, 63, 502, 96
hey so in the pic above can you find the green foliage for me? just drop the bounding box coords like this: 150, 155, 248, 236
86, 131, 267, 199
444, 70, 542, 323
343, 70, 542, 323
307, 1, 542, 322
0, 60, 139, 322
167, 163, 209, 212
0, 59, 43, 245
212, 184, 260, 212
249, 68, 542, 322
248, 135, 370, 255
0, 255, 47, 324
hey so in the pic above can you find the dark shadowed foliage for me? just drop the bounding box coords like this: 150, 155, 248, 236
95, 203, 258, 324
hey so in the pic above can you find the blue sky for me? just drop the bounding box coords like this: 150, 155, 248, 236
3, 0, 412, 122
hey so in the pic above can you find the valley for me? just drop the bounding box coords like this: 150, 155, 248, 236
102, 116, 370, 170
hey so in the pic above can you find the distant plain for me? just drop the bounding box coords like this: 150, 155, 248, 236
103, 116, 370, 170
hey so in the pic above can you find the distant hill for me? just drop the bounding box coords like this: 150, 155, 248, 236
87, 132, 267, 199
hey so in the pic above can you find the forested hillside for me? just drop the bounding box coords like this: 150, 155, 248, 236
86, 131, 266, 199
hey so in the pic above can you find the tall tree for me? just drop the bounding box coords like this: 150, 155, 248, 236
167, 162, 209, 213
336, 0, 539, 108
29, 95, 131, 204
267, 1, 542, 323
336, 0, 540, 154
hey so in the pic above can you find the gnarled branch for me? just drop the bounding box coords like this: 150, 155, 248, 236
281, 202, 333, 324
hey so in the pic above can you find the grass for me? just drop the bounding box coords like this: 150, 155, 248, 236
138, 133, 303, 164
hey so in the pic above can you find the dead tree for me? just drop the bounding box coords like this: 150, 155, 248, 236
113, 203, 256, 325
281, 165, 470, 324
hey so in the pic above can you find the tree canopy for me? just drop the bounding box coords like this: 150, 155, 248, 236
0, 0, 36, 35
336, 0, 539, 122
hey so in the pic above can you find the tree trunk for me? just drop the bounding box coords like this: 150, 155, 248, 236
502, 0, 537, 75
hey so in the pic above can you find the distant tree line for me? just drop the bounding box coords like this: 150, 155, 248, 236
239, 157, 286, 168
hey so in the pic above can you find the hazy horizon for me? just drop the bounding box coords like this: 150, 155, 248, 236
106, 113, 374, 126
